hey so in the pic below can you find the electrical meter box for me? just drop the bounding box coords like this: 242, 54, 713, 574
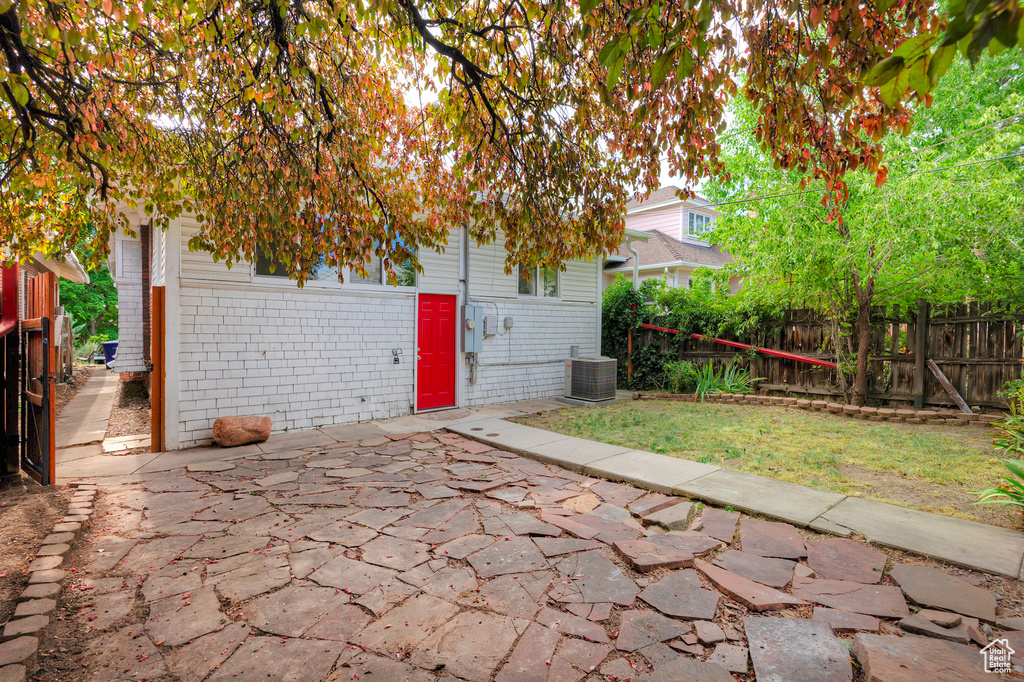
462, 304, 484, 354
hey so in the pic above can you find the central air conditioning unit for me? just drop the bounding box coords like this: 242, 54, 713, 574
564, 357, 617, 402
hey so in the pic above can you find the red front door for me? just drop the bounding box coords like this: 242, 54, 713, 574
417, 294, 457, 410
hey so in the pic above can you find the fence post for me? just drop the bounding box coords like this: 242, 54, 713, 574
627, 327, 633, 383
913, 298, 929, 409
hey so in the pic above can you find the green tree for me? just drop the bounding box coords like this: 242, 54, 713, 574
0, 0, 949, 279
710, 50, 1024, 404
61, 265, 118, 341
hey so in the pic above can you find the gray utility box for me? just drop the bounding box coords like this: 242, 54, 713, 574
564, 357, 617, 402
463, 304, 484, 354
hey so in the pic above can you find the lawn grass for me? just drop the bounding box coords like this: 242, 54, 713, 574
514, 400, 1014, 526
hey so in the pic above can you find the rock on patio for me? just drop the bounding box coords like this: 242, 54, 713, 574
35, 431, 1024, 681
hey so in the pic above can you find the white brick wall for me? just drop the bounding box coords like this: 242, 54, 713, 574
177, 285, 417, 447
112, 234, 147, 372
150, 222, 603, 448
464, 298, 598, 405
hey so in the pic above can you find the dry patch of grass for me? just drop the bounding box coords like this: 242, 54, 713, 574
514, 400, 1016, 528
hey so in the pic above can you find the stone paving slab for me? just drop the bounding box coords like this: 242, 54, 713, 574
206, 637, 347, 682
258, 429, 338, 454
819, 496, 1024, 578
318, 422, 389, 442
889, 563, 998, 622
745, 617, 853, 682
583, 449, 719, 494
58, 452, 162, 479
54, 443, 103, 465
851, 633, 989, 682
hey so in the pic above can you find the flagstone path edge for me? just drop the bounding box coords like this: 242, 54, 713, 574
446, 417, 1024, 579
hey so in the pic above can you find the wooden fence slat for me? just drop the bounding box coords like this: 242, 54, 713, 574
634, 299, 1021, 407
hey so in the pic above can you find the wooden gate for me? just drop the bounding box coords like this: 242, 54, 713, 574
21, 272, 56, 485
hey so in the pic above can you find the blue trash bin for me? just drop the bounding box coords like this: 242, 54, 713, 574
102, 340, 118, 369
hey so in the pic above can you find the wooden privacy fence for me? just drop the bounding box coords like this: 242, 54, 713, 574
639, 300, 1024, 409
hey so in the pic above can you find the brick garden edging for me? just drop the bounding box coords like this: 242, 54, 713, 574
632, 392, 1003, 428
0, 481, 97, 681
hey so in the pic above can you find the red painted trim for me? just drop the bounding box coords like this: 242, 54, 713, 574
1, 262, 18, 330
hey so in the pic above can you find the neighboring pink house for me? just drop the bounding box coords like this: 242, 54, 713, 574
603, 185, 742, 294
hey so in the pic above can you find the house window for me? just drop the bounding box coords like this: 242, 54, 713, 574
351, 254, 384, 284
518, 264, 558, 297
688, 212, 713, 236
255, 250, 340, 282
351, 253, 415, 286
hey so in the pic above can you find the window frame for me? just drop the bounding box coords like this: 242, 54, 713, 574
517, 264, 559, 299
687, 211, 713, 237
345, 253, 417, 290
253, 248, 417, 291
253, 250, 345, 288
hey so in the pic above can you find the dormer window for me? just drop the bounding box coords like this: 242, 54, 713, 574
688, 211, 713, 236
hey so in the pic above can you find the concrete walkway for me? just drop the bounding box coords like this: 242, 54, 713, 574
446, 418, 1024, 579
55, 370, 118, 457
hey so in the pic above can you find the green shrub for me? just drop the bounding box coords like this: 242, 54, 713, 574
974, 459, 1024, 511
993, 401, 1024, 458
1000, 378, 1024, 407
601, 275, 669, 390
694, 361, 762, 397
975, 397, 1024, 516
664, 360, 698, 394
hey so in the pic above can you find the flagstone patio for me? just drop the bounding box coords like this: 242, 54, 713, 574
10, 426, 1024, 681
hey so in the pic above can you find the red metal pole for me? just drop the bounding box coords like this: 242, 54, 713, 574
691, 333, 838, 369
637, 323, 838, 369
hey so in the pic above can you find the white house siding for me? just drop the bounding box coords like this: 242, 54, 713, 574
468, 232, 517, 299
176, 284, 416, 447
560, 259, 599, 304
180, 216, 253, 283
417, 228, 460, 294
111, 218, 604, 448
112, 232, 147, 372
464, 298, 598, 406
463, 252, 599, 406
624, 204, 682, 240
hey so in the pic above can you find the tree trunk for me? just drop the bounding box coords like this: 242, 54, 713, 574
851, 278, 875, 406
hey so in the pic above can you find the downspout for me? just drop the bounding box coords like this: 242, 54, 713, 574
627, 238, 640, 290
462, 225, 477, 385
595, 257, 602, 357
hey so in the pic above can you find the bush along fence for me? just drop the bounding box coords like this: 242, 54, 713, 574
623, 297, 1023, 410
631, 391, 1003, 428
